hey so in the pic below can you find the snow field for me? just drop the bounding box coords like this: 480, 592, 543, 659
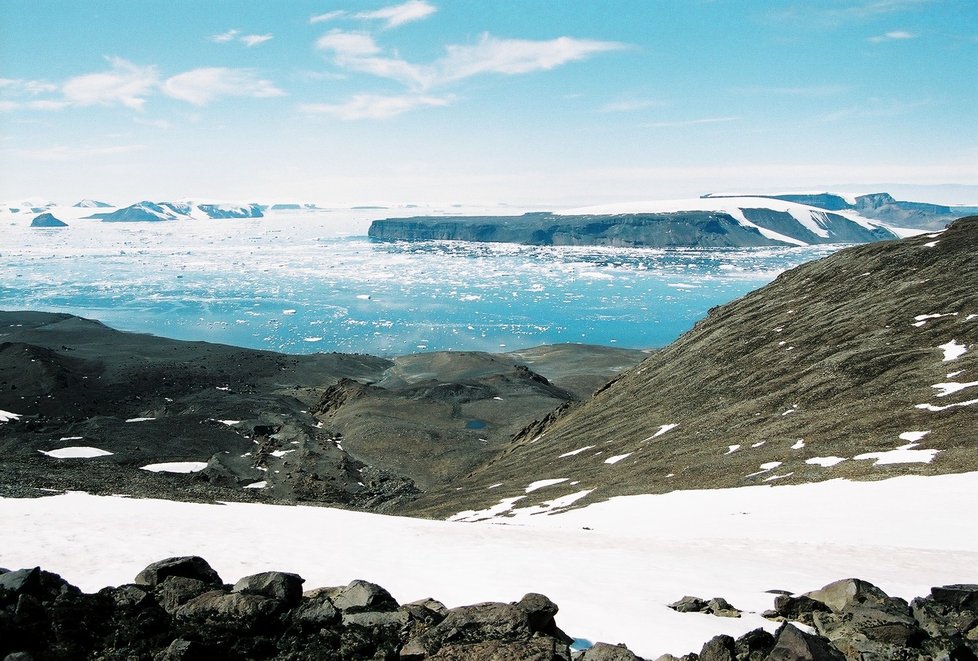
2, 473, 977, 658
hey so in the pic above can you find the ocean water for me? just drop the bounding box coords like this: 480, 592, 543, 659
0, 209, 840, 356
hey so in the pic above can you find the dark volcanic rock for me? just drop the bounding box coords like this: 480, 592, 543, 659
232, 571, 304, 606
767, 623, 846, 660
135, 556, 223, 588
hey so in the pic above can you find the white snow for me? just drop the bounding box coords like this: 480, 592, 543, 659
38, 446, 113, 459
924, 240, 939, 247
642, 423, 679, 441
931, 381, 978, 397
559, 445, 594, 458
746, 461, 781, 477
270, 449, 295, 458
939, 340, 968, 361
525, 478, 569, 493
806, 456, 846, 467
791, 439, 806, 450
4, 473, 977, 659
0, 410, 22, 423
303, 336, 323, 342
916, 398, 978, 412
139, 461, 209, 473
854, 439, 939, 465
604, 453, 632, 465
218, 420, 241, 426
726, 444, 741, 455
59, 436, 84, 441
125, 417, 156, 423
243, 481, 267, 489
899, 431, 930, 443
913, 312, 956, 326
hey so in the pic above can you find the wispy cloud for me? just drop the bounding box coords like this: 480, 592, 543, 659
354, 1, 437, 30
310, 10, 346, 25
600, 99, 665, 112
300, 93, 453, 120
868, 30, 915, 42
62, 57, 159, 110
211, 29, 274, 47
210, 29, 240, 43
642, 116, 740, 128
241, 34, 274, 47
162, 68, 285, 105
316, 31, 626, 91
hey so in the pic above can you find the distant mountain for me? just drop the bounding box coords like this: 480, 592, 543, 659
86, 201, 263, 222
29, 212, 67, 228
1, 199, 54, 215
73, 199, 113, 208
369, 197, 902, 248
408, 216, 978, 519
703, 191, 977, 230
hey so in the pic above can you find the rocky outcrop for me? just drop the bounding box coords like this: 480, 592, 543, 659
668, 596, 742, 618
0, 557, 578, 660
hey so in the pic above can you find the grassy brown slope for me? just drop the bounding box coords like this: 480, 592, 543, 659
408, 217, 978, 518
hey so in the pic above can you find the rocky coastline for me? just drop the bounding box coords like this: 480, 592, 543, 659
2, 557, 975, 660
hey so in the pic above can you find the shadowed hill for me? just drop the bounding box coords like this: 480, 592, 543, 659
408, 217, 978, 519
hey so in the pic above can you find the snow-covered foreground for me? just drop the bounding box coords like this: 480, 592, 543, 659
2, 473, 976, 658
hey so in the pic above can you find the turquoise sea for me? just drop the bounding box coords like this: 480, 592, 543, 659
0, 209, 840, 356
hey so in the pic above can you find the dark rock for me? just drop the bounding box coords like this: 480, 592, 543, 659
154, 576, 213, 614
578, 641, 645, 660
698, 634, 735, 661
669, 595, 708, 613
517, 592, 573, 643
764, 594, 833, 625
232, 571, 304, 606
912, 595, 978, 638
0, 568, 41, 598
329, 579, 399, 613
135, 556, 223, 588
805, 578, 909, 617
341, 608, 410, 628
813, 605, 925, 658
426, 636, 568, 660
402, 601, 534, 657
292, 591, 340, 628
932, 585, 978, 612
706, 597, 740, 618
767, 623, 846, 660
154, 638, 224, 660
734, 627, 776, 660
173, 589, 284, 627
403, 596, 449, 617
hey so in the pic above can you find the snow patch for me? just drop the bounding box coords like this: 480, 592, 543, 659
806, 456, 846, 467
791, 439, 806, 450
605, 453, 632, 465
931, 381, 978, 398
899, 431, 930, 443
0, 410, 23, 423
139, 462, 208, 473
125, 417, 156, 423
525, 478, 569, 493
642, 423, 679, 441
726, 444, 741, 455
916, 398, 978, 412
243, 481, 267, 489
38, 447, 113, 459
746, 461, 781, 478
939, 340, 968, 361
560, 445, 594, 458
854, 448, 939, 465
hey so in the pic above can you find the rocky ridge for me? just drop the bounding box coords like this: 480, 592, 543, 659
2, 558, 975, 660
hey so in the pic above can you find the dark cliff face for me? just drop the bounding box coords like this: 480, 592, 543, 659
408, 217, 978, 518
368, 210, 893, 248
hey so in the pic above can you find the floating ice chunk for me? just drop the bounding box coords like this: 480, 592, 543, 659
282, 309, 297, 315
806, 456, 846, 467
939, 340, 967, 361
916, 398, 978, 412
560, 445, 594, 458
140, 462, 208, 473
38, 447, 113, 459
726, 444, 740, 455
899, 431, 930, 443
791, 439, 805, 449
605, 453, 632, 465
243, 481, 267, 489
854, 447, 939, 465
356, 294, 371, 300
303, 337, 323, 342
931, 381, 978, 397
525, 478, 569, 493
125, 417, 156, 423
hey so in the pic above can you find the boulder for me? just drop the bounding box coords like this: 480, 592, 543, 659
329, 579, 399, 613
734, 627, 776, 661
698, 634, 735, 661
402, 601, 534, 657
706, 597, 740, 618
426, 636, 568, 660
804, 578, 908, 616
135, 557, 223, 588
911, 594, 978, 638
154, 576, 214, 614
669, 595, 708, 613
579, 641, 645, 660
292, 592, 340, 628
342, 608, 411, 629
764, 594, 832, 625
232, 571, 304, 606
767, 623, 846, 660
172, 589, 285, 635
931, 584, 978, 612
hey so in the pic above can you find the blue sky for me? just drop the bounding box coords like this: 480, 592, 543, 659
1, 0, 976, 205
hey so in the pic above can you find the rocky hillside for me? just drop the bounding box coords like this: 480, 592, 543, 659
408, 217, 978, 519
0, 312, 642, 510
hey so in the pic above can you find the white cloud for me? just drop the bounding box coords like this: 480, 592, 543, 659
868, 30, 916, 42
210, 29, 240, 43
310, 10, 346, 24
316, 31, 626, 91
241, 34, 274, 47
299, 93, 453, 120
642, 116, 740, 128
62, 57, 159, 110
162, 68, 285, 106
354, 0, 437, 29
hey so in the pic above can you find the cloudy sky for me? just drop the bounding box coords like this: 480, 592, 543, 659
1, 0, 976, 205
